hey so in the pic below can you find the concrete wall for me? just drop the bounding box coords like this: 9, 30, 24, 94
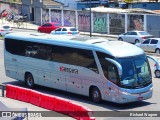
35, 7, 41, 25
22, 0, 31, 5
0, 3, 21, 14
33, 0, 43, 7
44, 9, 160, 37
21, 0, 42, 22
146, 15, 160, 37
1, 2, 160, 37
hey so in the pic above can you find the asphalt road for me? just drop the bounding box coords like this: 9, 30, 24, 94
0, 29, 160, 120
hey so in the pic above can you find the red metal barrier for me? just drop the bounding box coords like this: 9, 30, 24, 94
17, 87, 31, 103
6, 84, 18, 99
54, 97, 69, 115
68, 102, 95, 120
5, 84, 95, 120
40, 94, 55, 110
30, 91, 42, 106
79, 106, 95, 120
67, 101, 82, 119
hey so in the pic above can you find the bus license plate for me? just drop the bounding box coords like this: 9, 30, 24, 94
137, 97, 143, 100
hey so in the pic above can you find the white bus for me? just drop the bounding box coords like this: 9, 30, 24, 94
4, 32, 159, 103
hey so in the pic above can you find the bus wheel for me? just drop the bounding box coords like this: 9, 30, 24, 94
155, 70, 160, 78
155, 49, 160, 54
91, 87, 102, 103
25, 73, 34, 88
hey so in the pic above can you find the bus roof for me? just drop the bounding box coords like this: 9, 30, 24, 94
5, 32, 144, 58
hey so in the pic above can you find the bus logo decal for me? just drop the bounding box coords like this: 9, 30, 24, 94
60, 66, 78, 74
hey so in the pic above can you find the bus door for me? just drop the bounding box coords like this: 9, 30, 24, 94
102, 62, 119, 101
105, 58, 122, 102
98, 55, 122, 102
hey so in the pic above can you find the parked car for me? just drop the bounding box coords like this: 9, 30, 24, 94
154, 61, 160, 78
50, 27, 79, 35
135, 38, 160, 54
38, 22, 61, 33
118, 31, 153, 44
0, 25, 12, 36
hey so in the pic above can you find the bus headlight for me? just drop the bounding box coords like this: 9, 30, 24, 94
119, 90, 129, 95
149, 87, 153, 91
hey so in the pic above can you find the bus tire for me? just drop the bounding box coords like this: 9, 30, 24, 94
155, 49, 160, 54
91, 87, 102, 103
155, 70, 160, 78
25, 73, 35, 88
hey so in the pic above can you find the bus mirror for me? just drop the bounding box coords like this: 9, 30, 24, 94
147, 55, 160, 70
105, 58, 122, 76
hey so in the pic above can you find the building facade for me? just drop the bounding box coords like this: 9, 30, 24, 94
54, 0, 77, 9
21, 0, 63, 24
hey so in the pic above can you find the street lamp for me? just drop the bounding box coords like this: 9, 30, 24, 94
89, 0, 92, 37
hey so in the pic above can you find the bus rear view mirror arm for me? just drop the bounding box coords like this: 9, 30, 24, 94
147, 55, 160, 70
105, 58, 122, 76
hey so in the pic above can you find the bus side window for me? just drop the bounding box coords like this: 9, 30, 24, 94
100, 63, 118, 84
25, 46, 33, 57
51, 45, 99, 73
33, 44, 52, 60
77, 50, 98, 73
107, 65, 118, 84
96, 51, 118, 84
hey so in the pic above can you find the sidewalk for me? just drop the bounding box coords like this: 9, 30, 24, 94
0, 89, 75, 120
0, 19, 117, 39
0, 19, 38, 30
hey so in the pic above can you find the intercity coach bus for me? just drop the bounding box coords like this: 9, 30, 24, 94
4, 32, 159, 103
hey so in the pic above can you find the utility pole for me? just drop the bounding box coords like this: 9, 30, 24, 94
89, 0, 92, 37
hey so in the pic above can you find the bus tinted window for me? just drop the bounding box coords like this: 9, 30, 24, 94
5, 38, 98, 73
5, 38, 27, 56
96, 51, 118, 84
52, 46, 98, 73
5, 38, 52, 60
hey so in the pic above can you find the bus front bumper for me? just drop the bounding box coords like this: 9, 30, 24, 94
117, 87, 153, 104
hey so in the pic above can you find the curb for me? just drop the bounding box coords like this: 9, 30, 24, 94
146, 52, 160, 57
11, 26, 118, 38
79, 32, 118, 38
11, 27, 37, 31
12, 27, 118, 38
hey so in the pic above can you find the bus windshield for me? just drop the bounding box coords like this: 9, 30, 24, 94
116, 54, 152, 88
